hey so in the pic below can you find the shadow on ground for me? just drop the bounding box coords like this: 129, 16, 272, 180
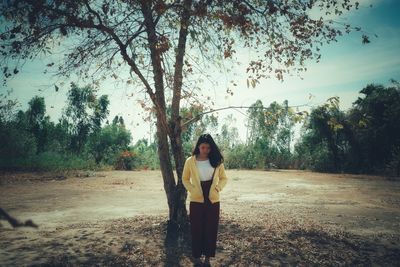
1, 213, 399, 266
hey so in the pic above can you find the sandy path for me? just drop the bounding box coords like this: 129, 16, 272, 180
1, 170, 170, 227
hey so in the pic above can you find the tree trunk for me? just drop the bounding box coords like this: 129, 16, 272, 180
168, 117, 190, 228
154, 109, 186, 227
168, 0, 193, 232
140, 1, 191, 234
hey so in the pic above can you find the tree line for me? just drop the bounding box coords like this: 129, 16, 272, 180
1, 81, 399, 176
0, 82, 158, 171
224, 81, 400, 177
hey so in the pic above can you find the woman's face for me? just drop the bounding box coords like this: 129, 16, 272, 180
198, 142, 211, 156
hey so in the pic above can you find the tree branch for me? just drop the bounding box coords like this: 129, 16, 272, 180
181, 103, 313, 127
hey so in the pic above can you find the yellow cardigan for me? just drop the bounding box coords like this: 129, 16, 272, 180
182, 155, 228, 203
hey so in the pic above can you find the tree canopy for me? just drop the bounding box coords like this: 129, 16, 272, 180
1, 0, 368, 89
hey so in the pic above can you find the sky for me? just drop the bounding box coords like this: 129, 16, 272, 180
1, 0, 400, 146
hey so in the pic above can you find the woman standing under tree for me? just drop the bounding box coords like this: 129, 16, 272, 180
182, 133, 229, 267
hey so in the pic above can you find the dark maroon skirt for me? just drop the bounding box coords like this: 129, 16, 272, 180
189, 179, 220, 258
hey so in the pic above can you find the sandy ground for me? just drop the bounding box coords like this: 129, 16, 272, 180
0, 169, 399, 266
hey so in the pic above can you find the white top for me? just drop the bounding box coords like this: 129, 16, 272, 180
195, 158, 214, 181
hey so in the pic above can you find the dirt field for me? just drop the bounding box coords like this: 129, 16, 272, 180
1, 169, 399, 266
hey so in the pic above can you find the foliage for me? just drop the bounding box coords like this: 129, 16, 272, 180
130, 138, 159, 170
86, 117, 131, 164
0, 84, 139, 171
62, 82, 110, 153
295, 82, 400, 175
115, 150, 136, 170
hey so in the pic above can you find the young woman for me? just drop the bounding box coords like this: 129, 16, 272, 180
182, 133, 228, 266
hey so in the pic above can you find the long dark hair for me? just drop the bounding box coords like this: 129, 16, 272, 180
192, 133, 224, 168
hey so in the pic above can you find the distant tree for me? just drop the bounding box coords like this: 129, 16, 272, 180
295, 82, 400, 175
245, 99, 299, 168
218, 114, 240, 151
348, 83, 400, 173
295, 96, 347, 172
26, 96, 49, 153
0, 89, 19, 123
112, 115, 125, 126
86, 122, 131, 164
61, 82, 109, 153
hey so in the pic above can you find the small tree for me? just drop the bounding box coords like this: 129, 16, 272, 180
62, 82, 110, 153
